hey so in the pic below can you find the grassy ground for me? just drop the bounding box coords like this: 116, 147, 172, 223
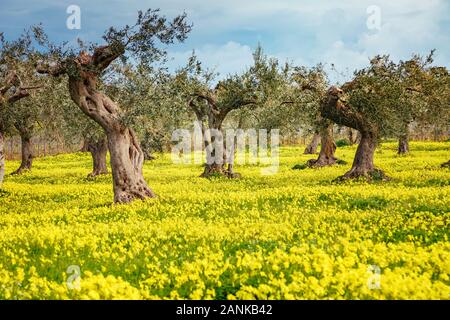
0, 141, 449, 299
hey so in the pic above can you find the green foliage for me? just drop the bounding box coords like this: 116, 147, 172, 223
335, 139, 351, 147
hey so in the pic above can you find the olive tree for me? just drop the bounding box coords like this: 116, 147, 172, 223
35, 9, 192, 203
0, 31, 42, 187
277, 63, 340, 167
320, 53, 446, 180
175, 47, 279, 178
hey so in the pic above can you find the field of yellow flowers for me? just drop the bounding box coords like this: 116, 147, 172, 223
0, 141, 449, 300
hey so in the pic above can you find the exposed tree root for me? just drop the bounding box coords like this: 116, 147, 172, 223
441, 160, 450, 168
335, 168, 391, 182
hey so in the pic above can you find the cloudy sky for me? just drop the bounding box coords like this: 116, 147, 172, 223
1, 0, 449, 83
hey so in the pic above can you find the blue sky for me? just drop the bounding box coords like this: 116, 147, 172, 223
1, 0, 449, 83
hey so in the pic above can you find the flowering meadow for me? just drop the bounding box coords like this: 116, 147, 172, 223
0, 142, 449, 300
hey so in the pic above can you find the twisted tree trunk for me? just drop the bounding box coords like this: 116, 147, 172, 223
68, 77, 155, 203
189, 97, 237, 178
304, 132, 320, 154
201, 113, 230, 177
48, 48, 158, 203
321, 86, 389, 180
12, 133, 33, 175
342, 132, 379, 179
307, 123, 336, 167
37, 47, 157, 203
0, 131, 5, 189
87, 137, 108, 177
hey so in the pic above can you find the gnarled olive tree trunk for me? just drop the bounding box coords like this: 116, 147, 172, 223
189, 97, 237, 178
307, 122, 337, 167
200, 112, 230, 177
342, 132, 378, 178
12, 133, 33, 175
37, 47, 157, 203
87, 137, 108, 177
68, 76, 155, 203
304, 132, 320, 154
321, 86, 389, 180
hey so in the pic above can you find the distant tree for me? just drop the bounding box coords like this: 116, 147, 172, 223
395, 52, 436, 154
278, 64, 339, 167
320, 53, 448, 180
175, 47, 279, 178
303, 131, 320, 154
35, 9, 192, 203
58, 93, 109, 177
0, 31, 42, 187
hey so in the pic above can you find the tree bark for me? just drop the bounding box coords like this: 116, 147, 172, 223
0, 131, 5, 189
355, 131, 362, 145
307, 123, 336, 167
342, 132, 376, 178
348, 127, 360, 145
398, 135, 409, 155
201, 113, 230, 178
80, 138, 89, 152
1, 70, 39, 187
397, 124, 410, 155
36, 48, 156, 203
43, 48, 157, 203
12, 133, 33, 175
189, 96, 238, 178
68, 75, 156, 203
87, 137, 108, 177
304, 132, 320, 154
320, 86, 389, 180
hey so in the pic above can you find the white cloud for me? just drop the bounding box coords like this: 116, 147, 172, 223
1, 0, 448, 82
168, 41, 254, 77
